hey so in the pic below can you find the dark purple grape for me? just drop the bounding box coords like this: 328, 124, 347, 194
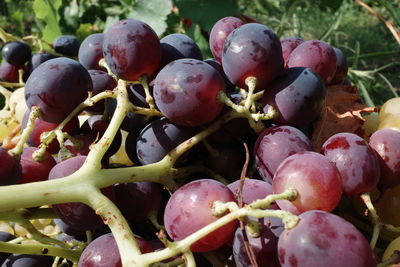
114, 182, 163, 222
0, 147, 21, 185
78, 33, 105, 70
160, 33, 202, 67
287, 40, 337, 84
222, 23, 284, 90
0, 61, 21, 82
209, 16, 244, 63
278, 210, 376, 267
135, 117, 196, 165
272, 151, 342, 215
1, 254, 53, 267
53, 35, 80, 57
164, 179, 238, 252
262, 67, 326, 126
204, 58, 235, 92
254, 125, 313, 183
0, 232, 15, 265
280, 36, 304, 67
1, 41, 31, 66
19, 147, 56, 184
321, 132, 380, 196
86, 70, 117, 112
54, 218, 85, 238
78, 233, 153, 267
25, 57, 93, 123
153, 58, 225, 126
48, 156, 108, 231
233, 217, 282, 267
27, 52, 56, 73
369, 128, 400, 188
330, 47, 348, 85
103, 19, 161, 81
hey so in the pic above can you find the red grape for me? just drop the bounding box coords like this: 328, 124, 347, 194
280, 36, 304, 67
78, 33, 105, 71
19, 147, 56, 184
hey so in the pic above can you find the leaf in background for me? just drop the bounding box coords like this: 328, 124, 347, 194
185, 23, 211, 58
175, 0, 239, 32
128, 0, 173, 36
33, 0, 62, 42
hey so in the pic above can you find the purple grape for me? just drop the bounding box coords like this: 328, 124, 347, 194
280, 36, 304, 67
135, 117, 196, 165
53, 35, 80, 57
321, 132, 380, 196
262, 67, 326, 126
254, 125, 313, 183
287, 40, 337, 84
222, 23, 284, 90
153, 58, 225, 126
27, 52, 56, 73
204, 58, 235, 92
160, 33, 202, 67
0, 147, 21, 185
0, 232, 15, 265
1, 254, 53, 267
86, 70, 117, 112
369, 128, 400, 188
103, 19, 161, 81
0, 61, 22, 82
1, 41, 31, 66
78, 33, 105, 70
209, 16, 244, 63
278, 210, 376, 267
19, 147, 56, 184
25, 57, 93, 123
330, 47, 348, 85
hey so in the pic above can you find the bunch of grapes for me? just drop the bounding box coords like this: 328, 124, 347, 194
0, 14, 399, 267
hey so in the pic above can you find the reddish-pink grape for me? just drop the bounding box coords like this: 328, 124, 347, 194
209, 16, 244, 63
153, 58, 225, 126
103, 19, 161, 81
0, 147, 21, 185
330, 47, 348, 85
280, 36, 304, 67
287, 40, 337, 84
321, 132, 380, 196
272, 151, 342, 214
19, 147, 56, 184
222, 23, 284, 90
0, 61, 23, 82
227, 178, 276, 207
254, 125, 313, 183
278, 210, 376, 267
164, 179, 238, 252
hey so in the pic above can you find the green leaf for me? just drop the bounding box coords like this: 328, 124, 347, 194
32, 0, 62, 42
175, 0, 239, 32
127, 0, 173, 36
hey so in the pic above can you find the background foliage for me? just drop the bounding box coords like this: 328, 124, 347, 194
0, 0, 399, 106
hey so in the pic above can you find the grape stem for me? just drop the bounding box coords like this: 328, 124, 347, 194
139, 75, 156, 110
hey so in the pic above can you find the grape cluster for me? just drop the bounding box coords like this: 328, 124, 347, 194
0, 14, 398, 267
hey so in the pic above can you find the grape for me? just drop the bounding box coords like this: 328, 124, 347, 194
272, 151, 342, 214
25, 57, 93, 123
0, 232, 15, 265
164, 179, 238, 252
78, 233, 153, 267
330, 47, 348, 85
1, 41, 31, 66
0, 61, 22, 83
375, 184, 400, 226
19, 147, 56, 184
0, 147, 21, 185
153, 58, 225, 126
321, 132, 380, 196
27, 52, 56, 73
114, 182, 163, 222
135, 117, 196, 165
103, 19, 161, 81
287, 40, 337, 84
278, 210, 376, 267
383, 235, 400, 261
254, 125, 314, 183
9, 87, 28, 123
54, 218, 85, 238
53, 35, 80, 57
227, 178, 276, 208
369, 128, 400, 188
23, 113, 80, 154
209, 16, 244, 63
78, 33, 105, 70
378, 114, 400, 132
379, 97, 400, 120
1, 254, 53, 267
233, 217, 282, 267
160, 33, 202, 67
48, 156, 109, 231
56, 134, 93, 162
262, 67, 326, 126
280, 36, 304, 67
86, 70, 117, 112
222, 23, 284, 90
204, 58, 235, 92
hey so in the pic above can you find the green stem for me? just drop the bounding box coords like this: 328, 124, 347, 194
139, 75, 156, 110
0, 208, 57, 221
348, 50, 400, 61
